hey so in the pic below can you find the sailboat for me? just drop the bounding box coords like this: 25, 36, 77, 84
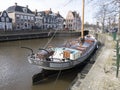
26, 0, 98, 70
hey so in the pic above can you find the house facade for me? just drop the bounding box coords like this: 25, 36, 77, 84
65, 11, 81, 30
34, 10, 43, 29
6, 3, 35, 30
0, 10, 12, 30
55, 12, 64, 30
35, 9, 64, 30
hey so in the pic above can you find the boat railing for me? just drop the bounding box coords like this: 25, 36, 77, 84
28, 55, 73, 63
28, 56, 74, 68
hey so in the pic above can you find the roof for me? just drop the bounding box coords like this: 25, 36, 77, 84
36, 8, 53, 16
55, 13, 63, 18
66, 11, 80, 19
72, 11, 79, 18
6, 5, 33, 14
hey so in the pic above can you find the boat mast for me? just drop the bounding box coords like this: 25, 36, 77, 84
81, 0, 85, 39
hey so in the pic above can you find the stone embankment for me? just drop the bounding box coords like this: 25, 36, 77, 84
70, 33, 120, 90
0, 30, 86, 41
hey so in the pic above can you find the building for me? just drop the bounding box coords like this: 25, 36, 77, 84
34, 9, 44, 30
6, 3, 35, 30
65, 11, 81, 30
35, 9, 64, 30
55, 12, 64, 30
0, 10, 12, 30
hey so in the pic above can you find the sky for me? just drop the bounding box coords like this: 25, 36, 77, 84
0, 0, 96, 24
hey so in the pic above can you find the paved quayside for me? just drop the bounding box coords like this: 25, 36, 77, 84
70, 33, 120, 90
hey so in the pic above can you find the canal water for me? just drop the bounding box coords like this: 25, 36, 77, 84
0, 36, 84, 90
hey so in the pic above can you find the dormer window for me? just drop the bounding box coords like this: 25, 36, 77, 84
23, 8, 27, 13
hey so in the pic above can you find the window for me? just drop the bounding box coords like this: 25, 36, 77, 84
23, 8, 27, 13
0, 23, 2, 28
6, 18, 9, 22
24, 16, 27, 20
17, 24, 20, 29
21, 15, 23, 19
1, 17, 5, 22
28, 16, 30, 20
38, 13, 41, 16
25, 23, 27, 27
16, 15, 20, 20
31, 17, 34, 20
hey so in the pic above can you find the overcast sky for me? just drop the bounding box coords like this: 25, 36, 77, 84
0, 0, 96, 24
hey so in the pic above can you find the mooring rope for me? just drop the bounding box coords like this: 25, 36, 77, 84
52, 62, 65, 89
43, 30, 58, 49
52, 70, 62, 89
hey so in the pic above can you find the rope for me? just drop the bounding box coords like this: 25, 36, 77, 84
52, 70, 62, 89
52, 62, 64, 89
64, 0, 73, 7
43, 30, 58, 49
42, 29, 62, 89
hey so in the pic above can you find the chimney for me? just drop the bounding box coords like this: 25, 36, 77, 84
35, 9, 37, 15
57, 11, 59, 14
15, 3, 17, 6
35, 9, 37, 13
26, 5, 28, 8
50, 8, 51, 11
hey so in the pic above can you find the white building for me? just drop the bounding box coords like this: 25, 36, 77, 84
34, 9, 44, 29
0, 10, 12, 30
55, 12, 64, 30
6, 3, 35, 30
35, 9, 64, 30
65, 11, 81, 31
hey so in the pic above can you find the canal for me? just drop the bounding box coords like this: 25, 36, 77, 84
0, 36, 85, 90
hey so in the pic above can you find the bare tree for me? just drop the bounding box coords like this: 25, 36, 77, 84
95, 4, 110, 32
93, 0, 120, 33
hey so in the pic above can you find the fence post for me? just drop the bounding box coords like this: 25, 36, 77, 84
113, 32, 116, 41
